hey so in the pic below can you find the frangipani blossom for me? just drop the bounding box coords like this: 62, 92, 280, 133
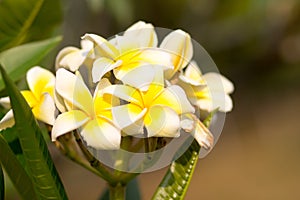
101, 69, 195, 137
51, 68, 121, 150
179, 61, 234, 112
0, 67, 56, 130
82, 21, 173, 90
55, 39, 94, 71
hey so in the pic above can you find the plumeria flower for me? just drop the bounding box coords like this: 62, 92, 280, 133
55, 39, 94, 71
178, 61, 234, 112
101, 68, 195, 137
51, 68, 121, 150
0, 67, 56, 130
83, 21, 174, 90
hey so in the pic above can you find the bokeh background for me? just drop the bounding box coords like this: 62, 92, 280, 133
5, 0, 300, 199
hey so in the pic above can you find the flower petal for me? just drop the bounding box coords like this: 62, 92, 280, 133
160, 30, 193, 78
0, 96, 11, 109
115, 64, 156, 91
82, 33, 119, 59
114, 21, 158, 53
182, 114, 213, 150
80, 118, 121, 150
112, 104, 147, 135
26, 66, 55, 99
31, 93, 56, 125
144, 105, 180, 137
203, 72, 234, 94
56, 68, 93, 115
51, 110, 89, 141
59, 49, 90, 72
0, 110, 15, 131
21, 91, 38, 108
196, 93, 233, 112
55, 47, 79, 70
182, 61, 206, 86
153, 85, 195, 114
92, 57, 122, 83
101, 85, 143, 106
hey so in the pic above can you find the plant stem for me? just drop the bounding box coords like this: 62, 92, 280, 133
109, 183, 126, 200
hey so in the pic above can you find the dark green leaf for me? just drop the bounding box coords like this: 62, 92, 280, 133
0, 36, 62, 92
0, 163, 4, 200
0, 132, 37, 200
0, 66, 67, 199
0, 0, 62, 51
99, 178, 141, 200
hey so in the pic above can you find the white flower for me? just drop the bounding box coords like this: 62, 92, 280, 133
0, 67, 56, 130
51, 68, 121, 150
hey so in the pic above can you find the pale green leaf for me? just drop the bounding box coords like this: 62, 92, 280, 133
0, 36, 62, 92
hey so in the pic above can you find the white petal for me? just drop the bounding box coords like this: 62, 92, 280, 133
203, 72, 234, 94
80, 118, 121, 150
153, 85, 195, 114
196, 93, 233, 112
182, 61, 205, 86
26, 66, 55, 99
145, 105, 180, 137
0, 96, 11, 109
51, 110, 89, 141
125, 21, 157, 47
92, 58, 122, 83
112, 104, 147, 135
115, 64, 156, 91
32, 93, 56, 125
160, 30, 193, 78
59, 49, 90, 72
55, 47, 79, 70
0, 110, 15, 131
56, 69, 93, 115
101, 85, 143, 105
54, 91, 66, 113
82, 33, 119, 59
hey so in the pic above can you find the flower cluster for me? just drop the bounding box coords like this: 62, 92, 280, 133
0, 21, 234, 151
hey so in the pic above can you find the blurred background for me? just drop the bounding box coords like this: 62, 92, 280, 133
5, 0, 300, 199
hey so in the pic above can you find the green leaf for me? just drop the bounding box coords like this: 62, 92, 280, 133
0, 0, 62, 51
152, 113, 216, 200
0, 65, 67, 199
0, 36, 62, 92
152, 139, 200, 200
0, 163, 4, 200
0, 132, 37, 200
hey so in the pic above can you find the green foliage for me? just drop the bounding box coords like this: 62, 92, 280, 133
152, 139, 200, 200
0, 66, 67, 199
0, 0, 62, 51
0, 36, 62, 92
0, 132, 37, 200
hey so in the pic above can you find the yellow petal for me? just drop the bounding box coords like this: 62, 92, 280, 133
196, 93, 233, 112
160, 30, 193, 78
144, 105, 180, 137
82, 33, 119, 59
92, 57, 122, 83
51, 110, 89, 141
56, 69, 93, 115
0, 110, 15, 131
26, 66, 55, 99
182, 61, 206, 86
101, 85, 143, 106
31, 93, 56, 125
21, 91, 38, 107
112, 104, 147, 135
153, 85, 195, 114
80, 118, 121, 150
